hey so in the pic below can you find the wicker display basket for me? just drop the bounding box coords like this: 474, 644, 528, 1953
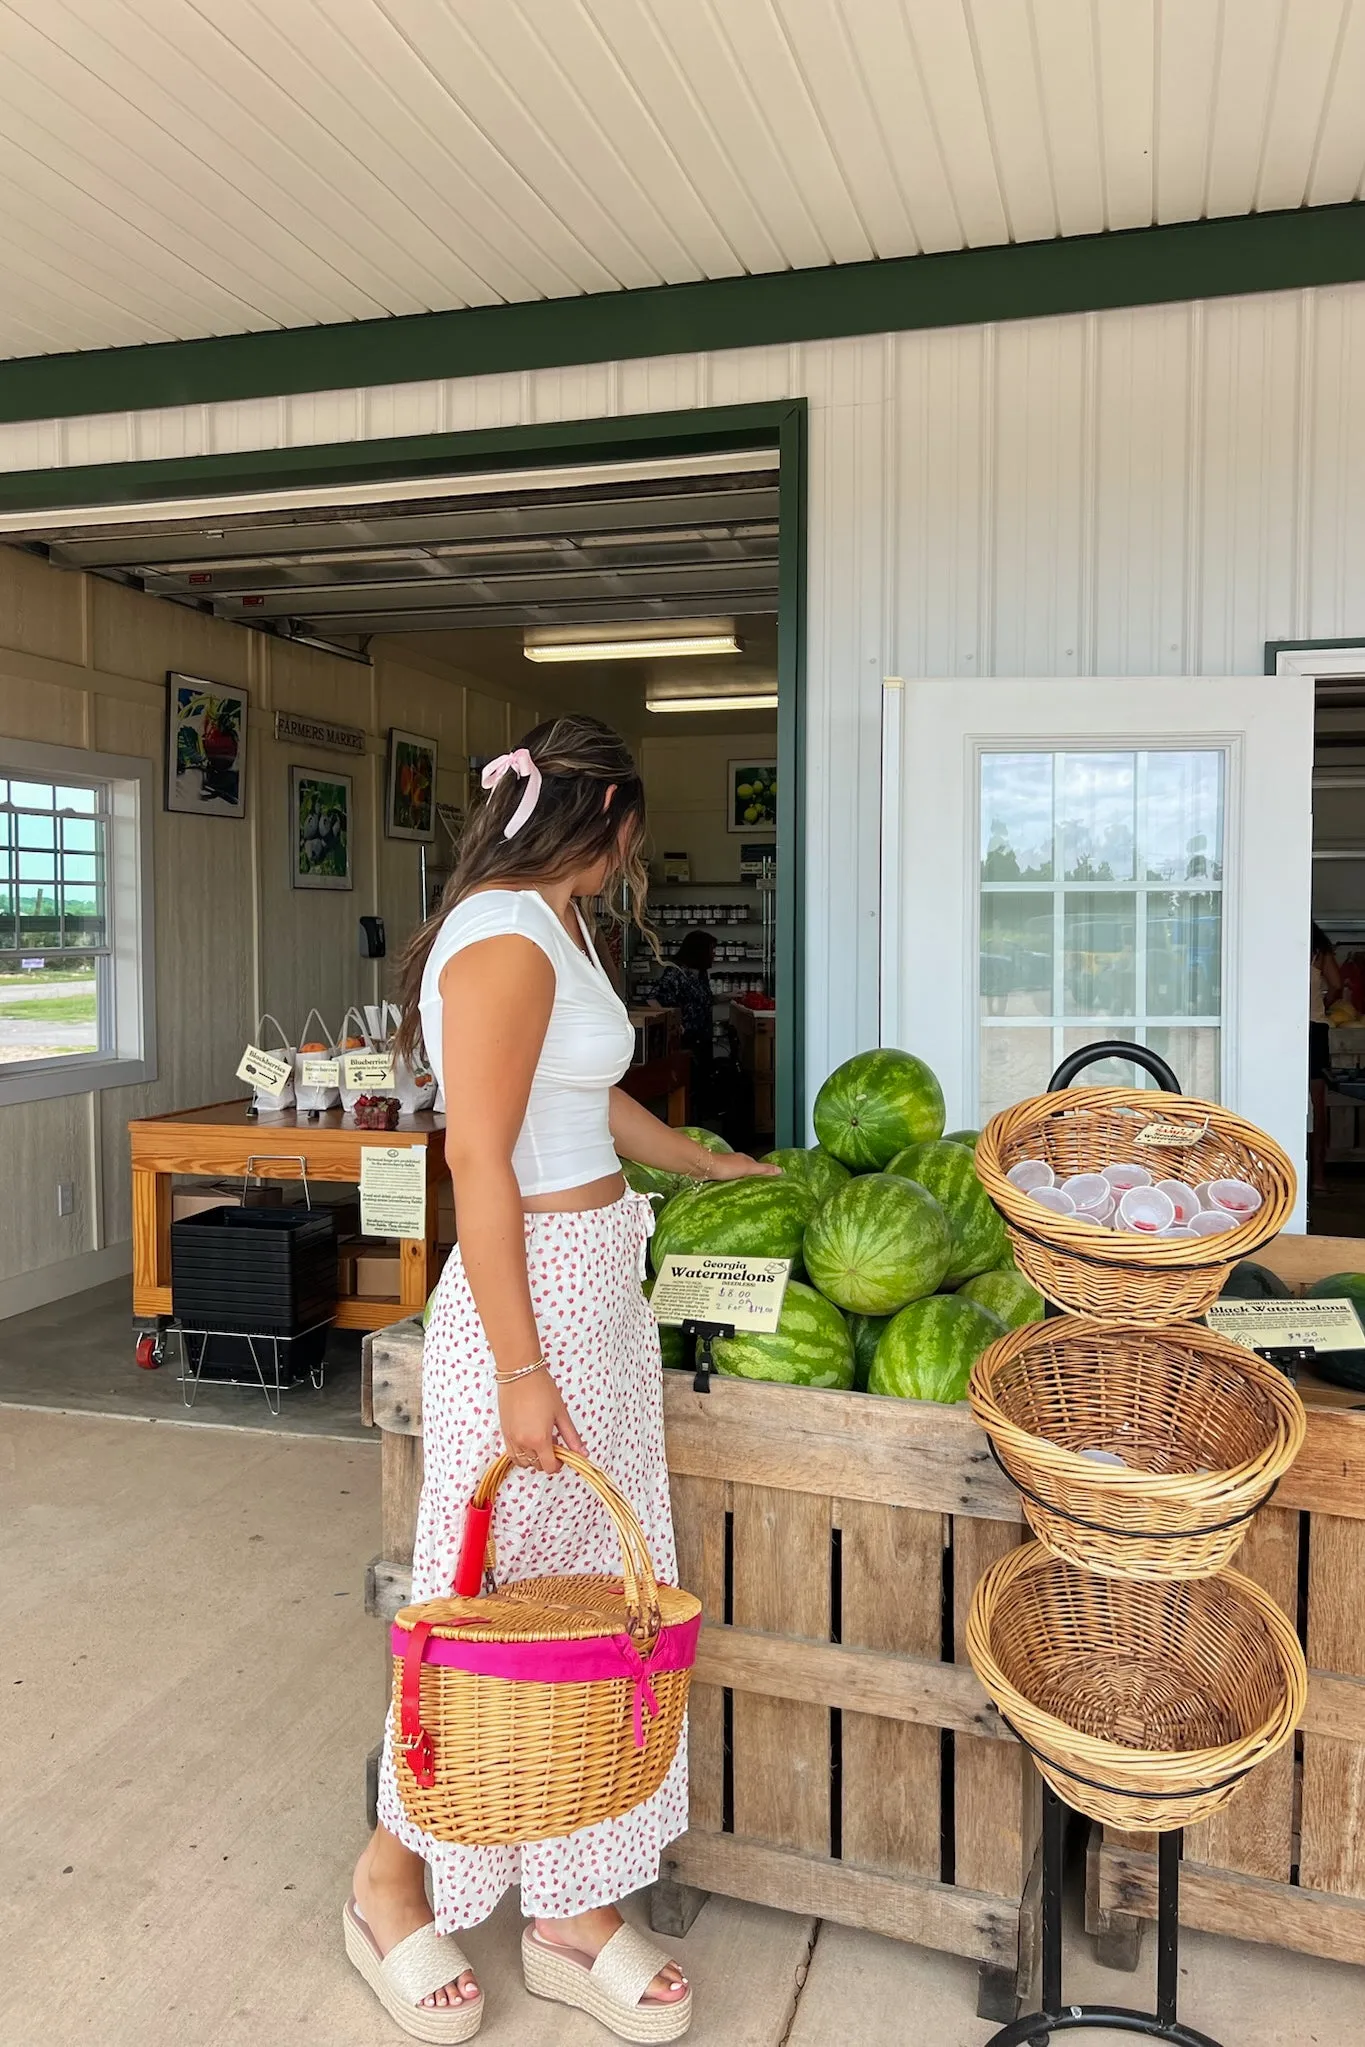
969, 1318, 1306, 1580
966, 1541, 1306, 1832
975, 1087, 1296, 1322
391, 1451, 700, 1845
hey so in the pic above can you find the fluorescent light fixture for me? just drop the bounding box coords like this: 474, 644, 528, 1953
646, 693, 779, 714
524, 632, 740, 664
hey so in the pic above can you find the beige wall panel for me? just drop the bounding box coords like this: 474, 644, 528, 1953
270, 639, 373, 727
92, 576, 251, 689
642, 731, 777, 886
0, 1095, 93, 1283
466, 690, 511, 758
0, 545, 86, 665
0, 670, 86, 744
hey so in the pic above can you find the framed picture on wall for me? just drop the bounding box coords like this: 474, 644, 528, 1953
727, 757, 777, 835
165, 674, 248, 818
290, 766, 353, 890
385, 728, 438, 841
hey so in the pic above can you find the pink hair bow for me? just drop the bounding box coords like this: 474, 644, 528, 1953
481, 748, 542, 839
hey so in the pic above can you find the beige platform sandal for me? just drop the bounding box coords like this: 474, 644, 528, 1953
342, 1897, 484, 2042
521, 1921, 692, 2043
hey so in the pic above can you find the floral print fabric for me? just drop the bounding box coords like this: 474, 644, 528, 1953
376, 1190, 688, 1929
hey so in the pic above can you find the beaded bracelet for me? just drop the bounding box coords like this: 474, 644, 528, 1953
494, 1355, 547, 1386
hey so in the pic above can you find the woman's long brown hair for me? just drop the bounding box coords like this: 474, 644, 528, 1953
392, 714, 653, 1063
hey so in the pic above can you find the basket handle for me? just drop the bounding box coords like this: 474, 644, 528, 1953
1047, 1040, 1182, 1094
454, 1449, 663, 1642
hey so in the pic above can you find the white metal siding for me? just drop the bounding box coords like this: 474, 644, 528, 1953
6, 283, 1365, 1103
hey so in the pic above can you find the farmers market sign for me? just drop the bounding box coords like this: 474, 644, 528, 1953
274, 710, 366, 755
650, 1255, 792, 1333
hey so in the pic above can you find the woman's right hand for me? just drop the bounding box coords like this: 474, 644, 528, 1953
498, 1368, 585, 1474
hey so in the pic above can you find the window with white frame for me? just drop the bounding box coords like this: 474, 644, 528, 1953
0, 740, 155, 1105
978, 748, 1225, 1119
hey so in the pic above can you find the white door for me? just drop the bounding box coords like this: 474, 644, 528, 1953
882, 677, 1314, 1226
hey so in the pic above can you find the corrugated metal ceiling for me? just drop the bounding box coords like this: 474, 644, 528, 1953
1, 0, 1362, 363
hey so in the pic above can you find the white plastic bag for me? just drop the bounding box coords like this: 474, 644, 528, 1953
250, 1012, 297, 1113
294, 1008, 341, 1113
384, 1001, 437, 1114
338, 1005, 388, 1112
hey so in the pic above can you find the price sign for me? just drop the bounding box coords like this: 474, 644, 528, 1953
1206, 1298, 1365, 1354
236, 1044, 293, 1095
359, 1144, 427, 1238
299, 1057, 340, 1089
342, 1051, 396, 1090
1135, 1118, 1209, 1150
649, 1255, 792, 1334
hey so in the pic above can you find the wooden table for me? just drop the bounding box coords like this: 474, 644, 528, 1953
129, 1099, 448, 1333
618, 1049, 691, 1125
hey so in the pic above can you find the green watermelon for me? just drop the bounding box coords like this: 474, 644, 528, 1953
643, 1278, 689, 1370
803, 1173, 951, 1314
1219, 1261, 1292, 1300
848, 1311, 891, 1391
870, 1296, 1007, 1404
714, 1280, 853, 1389
957, 1268, 1046, 1328
651, 1174, 818, 1275
885, 1140, 1008, 1283
945, 1129, 981, 1149
622, 1157, 687, 1205
760, 1145, 852, 1205
1301, 1272, 1365, 1390
813, 1049, 946, 1170
679, 1126, 732, 1154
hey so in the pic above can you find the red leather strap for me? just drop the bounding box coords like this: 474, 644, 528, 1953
398, 1620, 435, 1788
454, 1500, 493, 1598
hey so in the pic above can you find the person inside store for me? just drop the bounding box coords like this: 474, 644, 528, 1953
654, 926, 717, 1082
1310, 921, 1344, 1195
346, 714, 778, 2043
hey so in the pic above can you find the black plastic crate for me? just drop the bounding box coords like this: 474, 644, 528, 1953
171, 1205, 337, 1334
175, 1323, 329, 1388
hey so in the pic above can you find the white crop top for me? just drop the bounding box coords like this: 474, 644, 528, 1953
420, 889, 635, 1197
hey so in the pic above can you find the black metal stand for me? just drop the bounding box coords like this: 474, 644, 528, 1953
682, 1318, 735, 1394
983, 1788, 1224, 2046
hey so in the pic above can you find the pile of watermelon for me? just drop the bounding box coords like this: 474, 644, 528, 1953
630, 1048, 1043, 1407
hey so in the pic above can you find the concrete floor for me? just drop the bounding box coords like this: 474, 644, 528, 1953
4, 1410, 1362, 2047
0, 1278, 371, 1438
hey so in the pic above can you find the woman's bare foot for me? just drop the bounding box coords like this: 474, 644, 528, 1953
353, 1832, 480, 2010
534, 1904, 687, 2004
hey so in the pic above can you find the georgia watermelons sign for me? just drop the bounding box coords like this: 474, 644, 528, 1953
650, 1255, 792, 1333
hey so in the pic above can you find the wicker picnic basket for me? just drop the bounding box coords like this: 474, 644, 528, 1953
975, 1086, 1296, 1323
969, 1318, 1306, 1580
966, 1541, 1306, 1832
391, 1450, 700, 1845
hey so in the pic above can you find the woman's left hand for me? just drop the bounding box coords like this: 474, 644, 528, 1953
704, 1151, 783, 1181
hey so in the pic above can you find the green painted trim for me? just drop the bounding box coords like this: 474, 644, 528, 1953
774, 403, 807, 1146
0, 403, 791, 516
1265, 636, 1365, 673
3, 205, 1363, 427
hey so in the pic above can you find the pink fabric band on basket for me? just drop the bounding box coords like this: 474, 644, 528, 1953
392, 1612, 701, 1748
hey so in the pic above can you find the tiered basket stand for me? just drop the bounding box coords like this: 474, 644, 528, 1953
969, 1044, 1307, 2046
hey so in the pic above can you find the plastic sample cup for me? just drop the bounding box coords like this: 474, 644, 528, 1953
1102, 1162, 1153, 1193
1008, 1159, 1055, 1192
1029, 1186, 1076, 1214
1187, 1207, 1236, 1235
1156, 1179, 1201, 1226
1061, 1174, 1112, 1215
1206, 1179, 1263, 1219
1117, 1185, 1176, 1233
1158, 1226, 1197, 1238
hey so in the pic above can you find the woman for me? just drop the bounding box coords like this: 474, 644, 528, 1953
345, 716, 777, 2042
655, 929, 717, 1071
1310, 922, 1344, 1194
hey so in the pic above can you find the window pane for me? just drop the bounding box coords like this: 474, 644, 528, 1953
9, 781, 52, 807
1148, 1027, 1220, 1099
0, 956, 99, 1062
17, 813, 55, 851
1147, 892, 1222, 1017
981, 754, 1053, 880
1058, 754, 1135, 881
1063, 892, 1136, 1016
56, 785, 97, 813
981, 892, 1053, 1016
980, 1027, 1054, 1120
62, 818, 97, 853
1144, 753, 1224, 882
1061, 1026, 1149, 1088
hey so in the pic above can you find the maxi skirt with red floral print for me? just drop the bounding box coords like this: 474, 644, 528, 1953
376, 1189, 688, 1929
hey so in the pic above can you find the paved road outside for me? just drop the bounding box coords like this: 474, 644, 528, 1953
0, 974, 96, 1055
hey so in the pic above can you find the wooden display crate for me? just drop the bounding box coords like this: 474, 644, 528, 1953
1087, 1233, 1365, 1976
361, 1321, 1043, 2023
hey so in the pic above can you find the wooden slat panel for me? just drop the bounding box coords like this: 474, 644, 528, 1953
663, 1830, 1019, 1968
953, 1515, 1038, 1899
730, 1483, 831, 1856
1275, 1408, 1365, 1522
1098, 1843, 1365, 1968
1300, 1513, 1365, 1896
669, 1472, 728, 1835
694, 1625, 1008, 1740
379, 1433, 424, 1569
838, 1501, 945, 1880
1185, 1506, 1299, 1880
